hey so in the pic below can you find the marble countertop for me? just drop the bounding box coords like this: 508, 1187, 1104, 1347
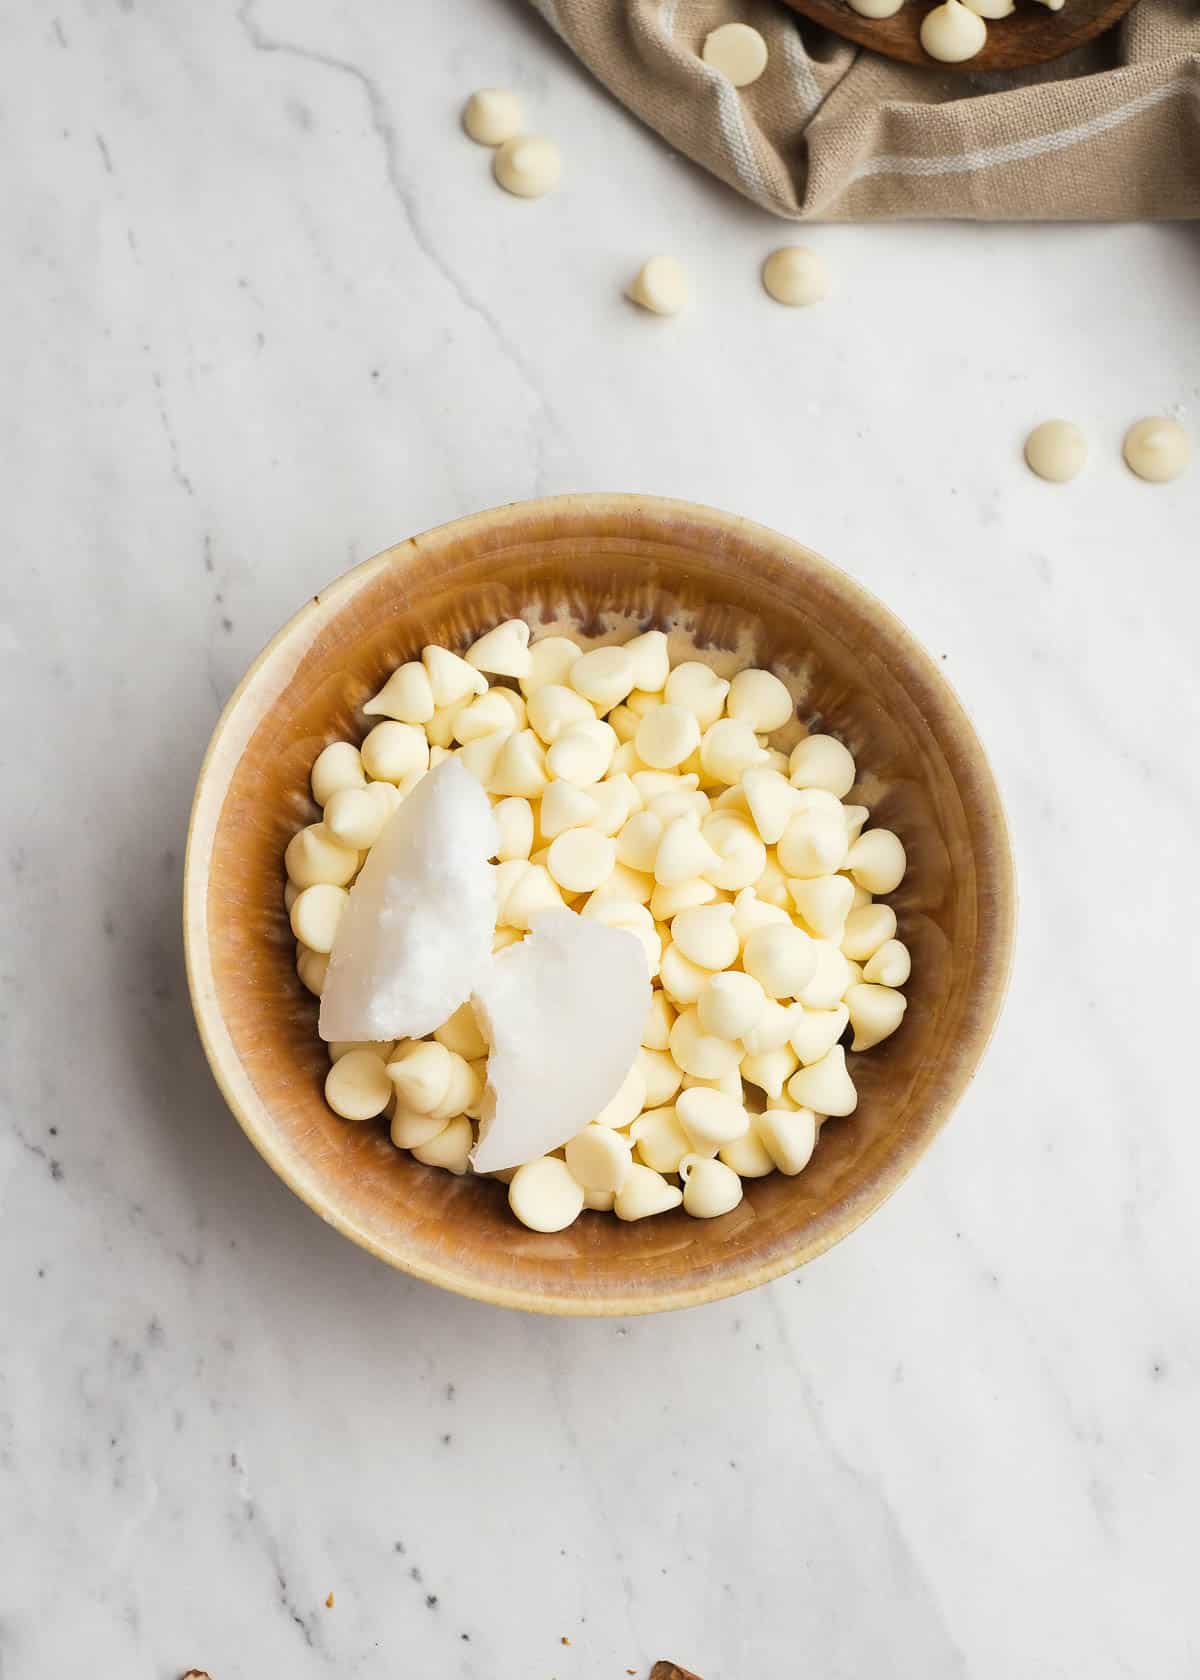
3, 1, 1199, 1676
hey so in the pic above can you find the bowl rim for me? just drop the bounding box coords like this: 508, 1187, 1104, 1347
184, 493, 1016, 1316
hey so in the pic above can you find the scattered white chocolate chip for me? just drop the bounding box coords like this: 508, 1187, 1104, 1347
762, 247, 830, 308
412, 1114, 473, 1174
1024, 420, 1088, 484
920, 0, 987, 60
285, 823, 358, 889
962, 0, 1014, 15
422, 644, 489, 708
627, 256, 689, 317
788, 734, 856, 798
698, 971, 767, 1041
624, 630, 670, 693
702, 21, 769, 86
863, 938, 911, 987
846, 982, 907, 1052
846, 0, 905, 14
756, 1106, 818, 1175
519, 635, 581, 697
493, 134, 562, 198
1122, 417, 1191, 483
462, 88, 524, 148
742, 923, 818, 999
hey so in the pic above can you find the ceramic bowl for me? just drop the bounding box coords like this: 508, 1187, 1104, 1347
184, 494, 1014, 1315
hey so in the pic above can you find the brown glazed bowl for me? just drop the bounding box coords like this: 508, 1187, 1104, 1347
184, 495, 1014, 1316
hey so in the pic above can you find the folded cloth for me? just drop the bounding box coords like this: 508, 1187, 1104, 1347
528, 0, 1200, 219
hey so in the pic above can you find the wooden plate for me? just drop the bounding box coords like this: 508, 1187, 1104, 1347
780, 0, 1138, 70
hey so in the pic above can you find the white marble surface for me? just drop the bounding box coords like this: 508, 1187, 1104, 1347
2, 2, 1199, 1676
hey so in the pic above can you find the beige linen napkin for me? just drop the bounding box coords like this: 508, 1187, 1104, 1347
528, 0, 1200, 218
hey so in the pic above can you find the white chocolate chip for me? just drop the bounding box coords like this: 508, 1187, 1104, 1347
434, 1001, 489, 1061
680, 1155, 743, 1218
787, 1044, 858, 1117
788, 1002, 849, 1066
297, 947, 330, 996
846, 0, 904, 15
846, 982, 908, 1051
701, 21, 769, 86
519, 636, 581, 697
863, 938, 911, 987
669, 1007, 743, 1079
787, 874, 855, 941
509, 1157, 585, 1231
617, 810, 665, 874
363, 663, 435, 725
623, 631, 670, 693
761, 248, 830, 308
1024, 420, 1088, 484
489, 730, 550, 799
741, 767, 801, 845
700, 812, 767, 891
665, 662, 729, 729
698, 971, 767, 1041
454, 689, 519, 744
541, 778, 600, 839
638, 1046, 684, 1108
636, 704, 701, 770
546, 719, 618, 786
614, 1162, 683, 1221
742, 923, 818, 999
630, 1105, 694, 1173
731, 887, 790, 943
741, 1042, 798, 1099
655, 816, 723, 886
311, 741, 366, 807
676, 1085, 750, 1148
660, 941, 715, 1007
593, 1061, 647, 1129
642, 991, 677, 1050
325, 782, 402, 851
741, 997, 795, 1055
285, 823, 359, 889
412, 1114, 473, 1174
462, 88, 524, 147
756, 1105, 818, 1175
465, 618, 532, 678
547, 828, 617, 893
627, 256, 689, 317
919, 0, 987, 61
422, 644, 488, 708
1123, 417, 1191, 483
565, 1123, 633, 1193
841, 902, 897, 961
361, 721, 430, 785
727, 667, 793, 732
777, 807, 848, 879
788, 734, 856, 798
386, 1040, 455, 1114
796, 939, 851, 1010
651, 876, 719, 921
325, 1049, 392, 1121
570, 646, 637, 711
290, 883, 349, 955
671, 903, 739, 971
493, 797, 534, 863
844, 828, 907, 895
717, 1125, 775, 1178
700, 718, 768, 785
493, 134, 562, 198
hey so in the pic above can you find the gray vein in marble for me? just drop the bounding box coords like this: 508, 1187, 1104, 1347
237, 0, 556, 492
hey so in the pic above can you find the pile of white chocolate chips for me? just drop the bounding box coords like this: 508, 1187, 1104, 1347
283, 622, 911, 1233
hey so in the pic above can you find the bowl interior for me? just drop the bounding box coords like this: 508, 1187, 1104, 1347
186, 496, 1012, 1315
